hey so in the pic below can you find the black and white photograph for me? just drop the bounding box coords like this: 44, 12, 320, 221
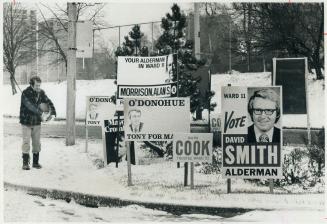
2, 0, 326, 222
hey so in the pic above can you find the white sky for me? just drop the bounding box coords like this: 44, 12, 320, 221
18, 1, 193, 26
16, 1, 193, 50
102, 2, 193, 26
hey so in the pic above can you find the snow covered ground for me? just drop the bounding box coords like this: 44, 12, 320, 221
2, 72, 324, 128
4, 189, 325, 222
4, 135, 324, 211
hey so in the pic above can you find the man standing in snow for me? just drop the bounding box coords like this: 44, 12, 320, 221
20, 76, 56, 170
247, 88, 281, 143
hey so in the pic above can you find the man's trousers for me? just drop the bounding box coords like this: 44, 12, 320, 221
22, 125, 41, 154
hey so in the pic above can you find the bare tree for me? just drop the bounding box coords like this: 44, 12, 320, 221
254, 3, 324, 79
37, 3, 107, 74
3, 3, 36, 94
233, 3, 256, 72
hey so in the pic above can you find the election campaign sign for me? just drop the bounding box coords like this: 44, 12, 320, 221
85, 96, 116, 126
76, 21, 93, 58
273, 58, 307, 114
210, 113, 221, 147
133, 141, 166, 165
173, 133, 213, 163
117, 54, 177, 99
210, 113, 221, 133
221, 86, 283, 179
102, 118, 126, 165
124, 98, 190, 141
118, 83, 177, 99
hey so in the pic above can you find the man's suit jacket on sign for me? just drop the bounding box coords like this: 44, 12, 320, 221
247, 124, 281, 143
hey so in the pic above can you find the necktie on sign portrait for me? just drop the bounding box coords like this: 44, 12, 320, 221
259, 133, 269, 142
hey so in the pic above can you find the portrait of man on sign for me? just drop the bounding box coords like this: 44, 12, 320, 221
88, 103, 99, 120
128, 108, 144, 133
247, 88, 281, 143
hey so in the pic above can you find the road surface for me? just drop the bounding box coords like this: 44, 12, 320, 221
4, 117, 322, 145
4, 188, 325, 222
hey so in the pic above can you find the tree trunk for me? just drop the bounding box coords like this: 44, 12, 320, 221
313, 5, 324, 80
318, 162, 322, 176
312, 58, 324, 80
196, 109, 202, 120
10, 74, 17, 95
247, 44, 251, 72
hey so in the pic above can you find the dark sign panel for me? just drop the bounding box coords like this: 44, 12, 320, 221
102, 119, 135, 165
274, 58, 307, 114
192, 65, 211, 108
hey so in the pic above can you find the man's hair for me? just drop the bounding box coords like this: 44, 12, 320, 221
29, 76, 42, 86
247, 88, 281, 123
128, 108, 141, 119
89, 103, 97, 110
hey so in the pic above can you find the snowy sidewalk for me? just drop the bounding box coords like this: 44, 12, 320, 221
4, 135, 324, 212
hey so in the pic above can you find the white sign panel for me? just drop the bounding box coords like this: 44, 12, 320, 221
118, 83, 177, 99
173, 133, 213, 163
117, 55, 173, 84
76, 21, 93, 58
124, 98, 190, 141
117, 54, 176, 99
86, 96, 116, 126
221, 86, 283, 179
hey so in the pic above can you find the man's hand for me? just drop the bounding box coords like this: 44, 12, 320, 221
41, 112, 53, 122
46, 115, 54, 122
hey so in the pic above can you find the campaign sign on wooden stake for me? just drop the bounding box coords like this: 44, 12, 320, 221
124, 98, 190, 141
85, 96, 116, 126
173, 133, 213, 163
221, 86, 283, 179
117, 54, 176, 99
102, 118, 125, 165
210, 113, 221, 133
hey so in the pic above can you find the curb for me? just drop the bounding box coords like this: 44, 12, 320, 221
4, 181, 260, 218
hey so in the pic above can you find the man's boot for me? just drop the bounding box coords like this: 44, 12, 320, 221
32, 153, 42, 169
22, 153, 30, 170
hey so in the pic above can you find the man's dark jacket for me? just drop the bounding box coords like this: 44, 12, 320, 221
247, 124, 281, 143
20, 86, 56, 126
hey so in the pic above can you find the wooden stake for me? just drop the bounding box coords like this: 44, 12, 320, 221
85, 126, 88, 153
304, 57, 311, 146
269, 179, 274, 193
126, 141, 133, 186
115, 113, 121, 168
190, 162, 194, 189
227, 179, 231, 193
184, 162, 188, 186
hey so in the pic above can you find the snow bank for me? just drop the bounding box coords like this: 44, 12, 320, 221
3, 72, 324, 128
3, 80, 116, 119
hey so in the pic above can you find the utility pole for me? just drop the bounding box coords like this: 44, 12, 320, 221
194, 3, 202, 120
194, 3, 200, 60
229, 21, 232, 73
92, 29, 95, 80
66, 2, 77, 146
